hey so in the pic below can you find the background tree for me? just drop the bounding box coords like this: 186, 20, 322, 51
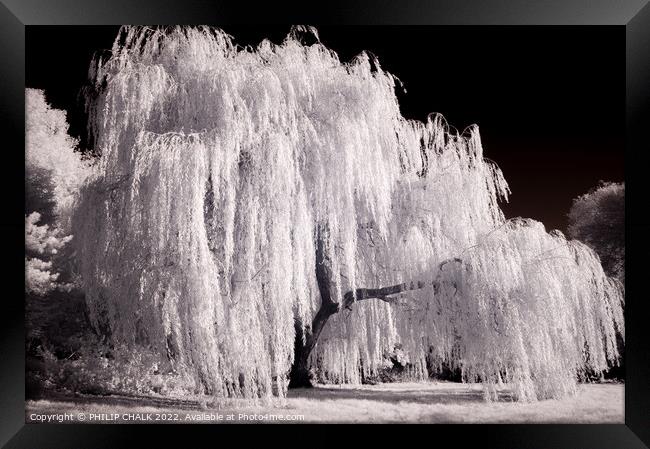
25, 89, 94, 400
567, 182, 624, 283
68, 26, 623, 402
25, 88, 92, 295
26, 89, 92, 226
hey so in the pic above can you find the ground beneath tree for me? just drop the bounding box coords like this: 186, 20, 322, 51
26, 381, 623, 424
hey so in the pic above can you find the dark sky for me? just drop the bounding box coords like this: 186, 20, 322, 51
26, 25, 624, 232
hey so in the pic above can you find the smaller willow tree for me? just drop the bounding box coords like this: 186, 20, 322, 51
72, 26, 624, 401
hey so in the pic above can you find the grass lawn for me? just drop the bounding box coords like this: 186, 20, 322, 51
26, 381, 623, 424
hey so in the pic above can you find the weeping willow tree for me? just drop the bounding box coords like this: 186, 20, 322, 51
72, 25, 624, 402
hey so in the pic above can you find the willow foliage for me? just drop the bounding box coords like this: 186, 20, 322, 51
72, 26, 623, 400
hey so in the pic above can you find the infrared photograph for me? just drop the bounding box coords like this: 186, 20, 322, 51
24, 24, 625, 424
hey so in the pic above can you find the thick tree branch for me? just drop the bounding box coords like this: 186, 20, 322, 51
315, 226, 336, 308
289, 242, 463, 388
341, 257, 462, 309
342, 280, 426, 309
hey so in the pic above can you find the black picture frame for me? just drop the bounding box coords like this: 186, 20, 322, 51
2, 0, 648, 447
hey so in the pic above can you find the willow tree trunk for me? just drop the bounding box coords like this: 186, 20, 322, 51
288, 230, 447, 388
289, 229, 338, 388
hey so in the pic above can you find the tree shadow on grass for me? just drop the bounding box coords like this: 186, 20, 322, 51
29, 383, 516, 413
288, 383, 516, 405
29, 391, 204, 411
